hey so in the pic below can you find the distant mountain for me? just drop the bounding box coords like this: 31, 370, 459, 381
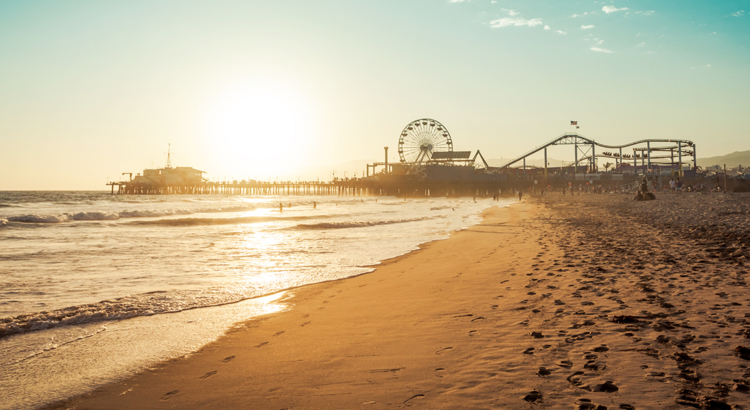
698, 150, 750, 168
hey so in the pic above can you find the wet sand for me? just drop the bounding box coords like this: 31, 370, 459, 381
46, 194, 750, 409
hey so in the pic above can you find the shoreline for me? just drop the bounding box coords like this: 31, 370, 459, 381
1, 196, 498, 410
45, 194, 750, 409
45, 202, 536, 409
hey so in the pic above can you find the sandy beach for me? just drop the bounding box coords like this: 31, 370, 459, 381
46, 194, 750, 410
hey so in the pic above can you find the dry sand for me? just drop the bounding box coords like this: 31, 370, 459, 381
46, 194, 750, 410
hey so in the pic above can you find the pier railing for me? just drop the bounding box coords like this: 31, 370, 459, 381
107, 179, 511, 197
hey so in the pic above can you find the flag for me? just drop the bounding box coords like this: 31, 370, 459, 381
571, 121, 578, 125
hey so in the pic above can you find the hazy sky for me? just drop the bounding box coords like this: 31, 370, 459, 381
2, 0, 749, 189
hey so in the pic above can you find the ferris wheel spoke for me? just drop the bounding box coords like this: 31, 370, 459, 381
398, 118, 453, 164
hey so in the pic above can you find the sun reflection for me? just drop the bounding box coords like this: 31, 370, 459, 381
237, 291, 293, 317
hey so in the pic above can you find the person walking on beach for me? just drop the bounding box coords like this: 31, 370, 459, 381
518, 191, 523, 202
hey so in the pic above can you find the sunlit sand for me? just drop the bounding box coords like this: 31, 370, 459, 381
44, 193, 750, 409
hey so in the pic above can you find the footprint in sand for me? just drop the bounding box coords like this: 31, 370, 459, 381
576, 398, 607, 410
523, 391, 542, 403
403, 394, 425, 406
199, 371, 217, 379
594, 381, 619, 393
161, 390, 180, 400
646, 371, 666, 380
557, 360, 573, 368
566, 371, 590, 390
222, 356, 235, 363
255, 341, 268, 348
435, 347, 453, 355
435, 368, 446, 377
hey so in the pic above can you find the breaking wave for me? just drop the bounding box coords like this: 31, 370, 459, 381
7, 212, 120, 223
293, 216, 440, 230
129, 216, 278, 226
0, 288, 258, 339
128, 214, 329, 227
0, 204, 266, 225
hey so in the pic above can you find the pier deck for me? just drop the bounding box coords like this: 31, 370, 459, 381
106, 179, 510, 197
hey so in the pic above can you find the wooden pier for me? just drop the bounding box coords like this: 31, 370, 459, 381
106, 178, 512, 198
108, 181, 370, 196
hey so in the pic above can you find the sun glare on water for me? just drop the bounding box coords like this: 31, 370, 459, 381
206, 82, 314, 180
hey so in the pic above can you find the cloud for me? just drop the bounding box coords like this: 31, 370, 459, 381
602, 5, 629, 14
635, 10, 654, 16
591, 46, 613, 53
556, 30, 567, 35
544, 25, 550, 30
571, 12, 589, 18
636, 42, 645, 47
448, 0, 468, 3
581, 25, 595, 29
491, 17, 544, 28
731, 10, 745, 17
501, 8, 520, 16
706, 64, 711, 67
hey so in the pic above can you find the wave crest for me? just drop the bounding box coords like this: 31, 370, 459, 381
1, 204, 264, 224
0, 289, 251, 339
294, 216, 439, 230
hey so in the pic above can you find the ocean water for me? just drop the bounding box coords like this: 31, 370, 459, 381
0, 191, 508, 409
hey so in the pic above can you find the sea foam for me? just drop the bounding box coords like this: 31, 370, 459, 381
0, 289, 255, 339
2, 204, 265, 224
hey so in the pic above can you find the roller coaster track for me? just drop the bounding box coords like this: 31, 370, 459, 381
496, 133, 695, 169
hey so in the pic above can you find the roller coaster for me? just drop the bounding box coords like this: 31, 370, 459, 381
484, 132, 696, 177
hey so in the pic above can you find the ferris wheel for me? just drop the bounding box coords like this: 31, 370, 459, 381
398, 118, 453, 163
